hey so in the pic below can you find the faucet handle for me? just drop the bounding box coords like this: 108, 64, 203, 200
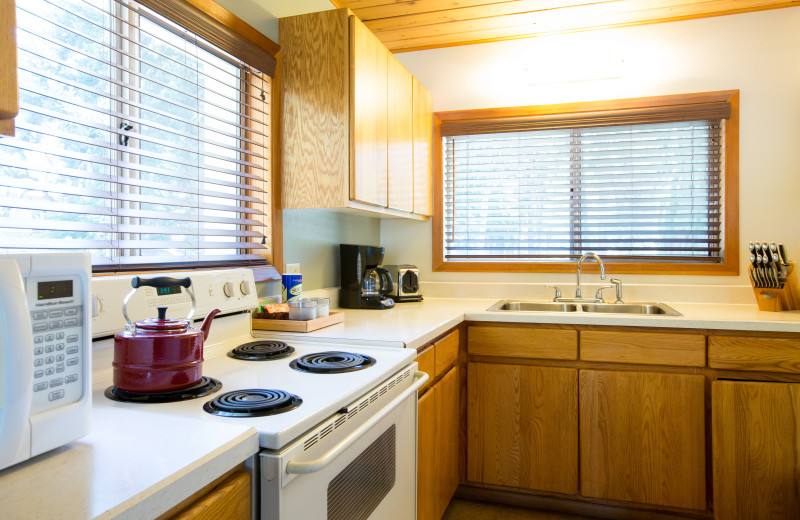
595, 285, 614, 302
611, 278, 624, 304
545, 284, 562, 302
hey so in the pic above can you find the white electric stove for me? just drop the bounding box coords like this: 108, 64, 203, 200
90, 269, 424, 520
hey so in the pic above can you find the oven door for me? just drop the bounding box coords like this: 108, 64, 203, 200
260, 370, 427, 520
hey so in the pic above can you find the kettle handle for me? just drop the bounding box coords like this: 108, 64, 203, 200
376, 267, 394, 294
122, 276, 197, 329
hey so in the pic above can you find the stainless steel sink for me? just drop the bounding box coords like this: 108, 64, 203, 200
579, 302, 682, 316
487, 300, 681, 316
487, 301, 579, 312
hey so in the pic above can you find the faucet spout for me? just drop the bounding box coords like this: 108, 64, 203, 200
576, 252, 606, 299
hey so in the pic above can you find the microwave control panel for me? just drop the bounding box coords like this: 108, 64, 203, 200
26, 274, 86, 415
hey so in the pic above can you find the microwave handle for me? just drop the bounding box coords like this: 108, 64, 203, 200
0, 259, 35, 467
285, 370, 429, 475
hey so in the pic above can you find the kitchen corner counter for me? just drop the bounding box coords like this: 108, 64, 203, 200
260, 298, 800, 350
0, 405, 259, 520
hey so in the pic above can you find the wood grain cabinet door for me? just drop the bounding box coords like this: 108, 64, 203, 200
170, 470, 250, 520
467, 363, 578, 494
579, 370, 706, 510
712, 380, 800, 520
417, 386, 437, 520
411, 77, 432, 216
387, 55, 413, 212
350, 14, 388, 207
435, 366, 459, 520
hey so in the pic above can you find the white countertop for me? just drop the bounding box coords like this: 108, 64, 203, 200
5, 296, 799, 520
263, 298, 800, 350
0, 405, 258, 520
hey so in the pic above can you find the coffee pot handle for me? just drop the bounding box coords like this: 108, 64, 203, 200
376, 268, 393, 294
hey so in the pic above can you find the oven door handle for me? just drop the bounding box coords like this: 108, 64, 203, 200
285, 370, 429, 475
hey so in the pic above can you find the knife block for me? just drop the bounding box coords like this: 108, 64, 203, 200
750, 261, 800, 311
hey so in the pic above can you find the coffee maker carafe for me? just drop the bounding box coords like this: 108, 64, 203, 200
339, 244, 395, 309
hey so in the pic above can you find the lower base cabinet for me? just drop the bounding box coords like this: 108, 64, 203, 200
712, 380, 800, 520
169, 470, 250, 520
418, 365, 459, 520
580, 370, 706, 511
467, 362, 579, 494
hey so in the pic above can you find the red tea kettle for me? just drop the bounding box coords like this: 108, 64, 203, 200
113, 276, 220, 393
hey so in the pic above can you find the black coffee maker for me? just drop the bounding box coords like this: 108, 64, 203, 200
339, 244, 395, 309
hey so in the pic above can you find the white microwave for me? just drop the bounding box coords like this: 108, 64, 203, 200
0, 253, 92, 471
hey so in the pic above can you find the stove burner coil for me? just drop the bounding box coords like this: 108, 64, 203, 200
105, 377, 222, 403
228, 340, 295, 361
290, 351, 376, 374
203, 389, 302, 417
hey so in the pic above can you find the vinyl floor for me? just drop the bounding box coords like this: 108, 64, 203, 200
442, 499, 597, 520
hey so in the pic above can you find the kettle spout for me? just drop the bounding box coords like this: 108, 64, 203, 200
199, 308, 221, 340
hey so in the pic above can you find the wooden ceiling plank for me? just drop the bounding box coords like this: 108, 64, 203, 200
374, 0, 798, 42
379, 0, 800, 51
363, 0, 605, 32
351, 0, 545, 20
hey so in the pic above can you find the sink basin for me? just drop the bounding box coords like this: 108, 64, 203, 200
487, 301, 579, 312
580, 303, 682, 316
487, 300, 681, 316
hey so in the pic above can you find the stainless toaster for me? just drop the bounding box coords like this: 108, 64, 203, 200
383, 265, 422, 302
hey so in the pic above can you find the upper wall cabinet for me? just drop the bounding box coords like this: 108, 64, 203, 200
0, 0, 18, 137
279, 8, 432, 219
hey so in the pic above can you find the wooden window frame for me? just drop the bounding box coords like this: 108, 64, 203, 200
432, 90, 739, 275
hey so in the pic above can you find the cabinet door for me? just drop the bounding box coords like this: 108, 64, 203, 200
350, 15, 388, 207
712, 380, 800, 519
387, 56, 413, 212
412, 77, 432, 216
435, 366, 459, 519
171, 470, 250, 520
467, 363, 578, 494
417, 386, 437, 520
0, 0, 17, 137
580, 370, 706, 510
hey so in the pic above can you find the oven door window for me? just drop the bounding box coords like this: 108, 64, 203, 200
327, 425, 396, 520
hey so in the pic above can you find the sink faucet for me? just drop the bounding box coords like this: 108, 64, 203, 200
575, 252, 605, 299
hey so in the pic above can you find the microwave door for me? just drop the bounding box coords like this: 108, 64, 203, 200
0, 258, 35, 471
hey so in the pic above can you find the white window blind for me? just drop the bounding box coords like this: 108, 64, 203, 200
443, 119, 724, 262
0, 0, 272, 269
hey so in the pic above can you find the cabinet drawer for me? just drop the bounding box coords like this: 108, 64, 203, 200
709, 335, 800, 373
580, 330, 705, 367
468, 326, 577, 360
416, 346, 434, 391
433, 329, 459, 376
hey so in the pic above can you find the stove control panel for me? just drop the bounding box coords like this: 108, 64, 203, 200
91, 269, 259, 338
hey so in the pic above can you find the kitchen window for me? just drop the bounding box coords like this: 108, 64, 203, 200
434, 91, 739, 275
0, 0, 276, 270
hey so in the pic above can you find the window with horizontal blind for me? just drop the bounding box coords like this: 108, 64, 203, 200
434, 91, 739, 275
0, 0, 275, 270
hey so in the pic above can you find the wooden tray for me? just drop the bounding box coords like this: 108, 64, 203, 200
252, 311, 344, 332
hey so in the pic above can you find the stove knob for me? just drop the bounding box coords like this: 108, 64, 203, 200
240, 280, 252, 296
223, 281, 236, 298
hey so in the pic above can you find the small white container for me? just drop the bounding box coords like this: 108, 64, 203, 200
289, 299, 316, 320
311, 297, 330, 317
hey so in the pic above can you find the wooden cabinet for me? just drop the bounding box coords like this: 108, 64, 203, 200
417, 329, 460, 520
387, 55, 413, 212
580, 370, 706, 510
712, 380, 800, 519
467, 362, 579, 494
167, 470, 250, 520
350, 15, 388, 207
412, 76, 432, 216
279, 8, 432, 219
0, 0, 17, 137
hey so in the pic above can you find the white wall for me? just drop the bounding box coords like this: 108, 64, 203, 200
384, 8, 800, 292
